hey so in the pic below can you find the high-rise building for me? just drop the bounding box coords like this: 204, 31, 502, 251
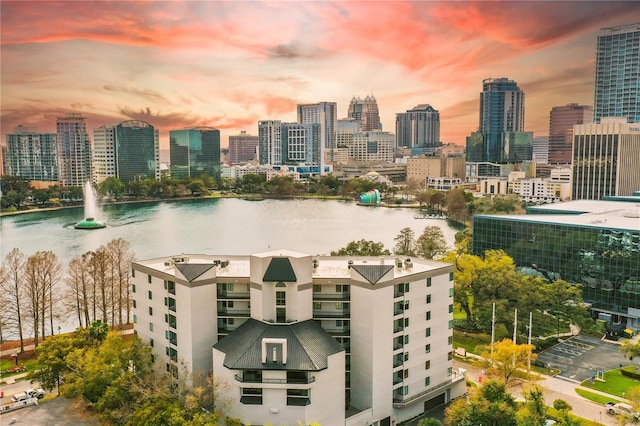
572, 118, 640, 200
6, 126, 58, 182
228, 131, 259, 164
56, 113, 91, 187
281, 123, 321, 165
297, 102, 336, 171
348, 95, 382, 131
258, 120, 282, 165
169, 127, 220, 180
594, 23, 640, 124
395, 104, 440, 154
131, 250, 466, 426
466, 78, 532, 164
532, 136, 550, 165
93, 120, 160, 183
548, 104, 593, 164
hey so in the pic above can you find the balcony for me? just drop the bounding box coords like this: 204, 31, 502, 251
217, 291, 250, 300
313, 310, 350, 319
217, 308, 250, 317
234, 374, 316, 385
313, 292, 350, 301
393, 371, 466, 407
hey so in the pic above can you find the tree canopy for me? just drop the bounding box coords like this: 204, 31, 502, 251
331, 240, 391, 256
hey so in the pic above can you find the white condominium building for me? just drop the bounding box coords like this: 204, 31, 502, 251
131, 250, 465, 426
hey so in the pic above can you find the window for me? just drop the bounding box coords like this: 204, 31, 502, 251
313, 284, 321, 292
148, 307, 153, 316
164, 314, 168, 323
426, 294, 431, 304
425, 360, 431, 370
150, 338, 154, 348
448, 351, 453, 360
399, 386, 408, 396
404, 301, 409, 310
448, 320, 453, 329
404, 335, 409, 344
336, 320, 344, 327
426, 277, 432, 287
313, 302, 321, 310
148, 290, 152, 300
425, 327, 431, 337
164, 297, 167, 306
404, 352, 409, 361
132, 300, 136, 308
449, 304, 454, 313
149, 323, 154, 332
132, 269, 135, 277
336, 285, 342, 293
449, 288, 454, 297
168, 330, 177, 345
168, 281, 175, 295
148, 275, 152, 284
425, 344, 431, 353
335, 302, 343, 310
287, 389, 310, 406
447, 367, 452, 376
404, 283, 410, 292
133, 314, 137, 324
426, 311, 431, 321
168, 298, 176, 312
132, 284, 136, 293
425, 377, 431, 386
448, 335, 453, 345
241, 388, 263, 405
449, 272, 454, 281
168, 314, 177, 329
276, 291, 286, 306
276, 281, 286, 288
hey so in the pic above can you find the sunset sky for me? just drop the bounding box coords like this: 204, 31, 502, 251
2, 1, 639, 150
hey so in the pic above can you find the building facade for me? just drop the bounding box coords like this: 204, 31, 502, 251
572, 118, 640, 200
466, 78, 532, 164
473, 199, 640, 328
349, 131, 395, 163
548, 104, 593, 164
131, 250, 465, 426
258, 121, 283, 165
406, 157, 466, 186
348, 95, 382, 132
395, 105, 440, 153
5, 126, 58, 182
228, 131, 259, 164
169, 127, 220, 180
281, 123, 322, 166
56, 113, 91, 187
594, 23, 640, 124
92, 125, 116, 184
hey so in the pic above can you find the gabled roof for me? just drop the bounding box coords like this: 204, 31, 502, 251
263, 257, 297, 282
350, 264, 394, 285
175, 263, 215, 282
214, 319, 343, 371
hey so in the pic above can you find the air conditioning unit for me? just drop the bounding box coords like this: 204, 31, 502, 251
164, 260, 174, 267
220, 260, 230, 268
312, 259, 319, 268
396, 258, 403, 268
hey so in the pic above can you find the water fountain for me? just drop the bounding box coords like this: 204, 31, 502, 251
74, 181, 106, 229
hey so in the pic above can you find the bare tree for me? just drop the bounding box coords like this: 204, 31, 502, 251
23, 251, 62, 346
106, 238, 135, 327
90, 246, 112, 323
65, 253, 94, 328
0, 248, 26, 351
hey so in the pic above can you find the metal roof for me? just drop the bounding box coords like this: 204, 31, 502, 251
350, 264, 394, 284
175, 263, 215, 282
214, 319, 343, 371
263, 257, 297, 282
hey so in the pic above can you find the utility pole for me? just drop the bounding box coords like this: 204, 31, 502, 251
528, 311, 533, 371
491, 302, 496, 354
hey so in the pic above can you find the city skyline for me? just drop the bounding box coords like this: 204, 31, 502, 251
2, 1, 639, 150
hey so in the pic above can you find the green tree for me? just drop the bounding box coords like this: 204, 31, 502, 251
516, 385, 546, 426
188, 179, 208, 196
89, 319, 109, 342
331, 240, 391, 256
418, 418, 443, 426
415, 226, 447, 259
394, 227, 416, 256
98, 177, 125, 199
621, 340, 640, 361
445, 379, 517, 426
32, 330, 89, 395
444, 188, 468, 224
477, 339, 537, 386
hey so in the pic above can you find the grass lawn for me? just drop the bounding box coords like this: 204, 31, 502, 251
453, 330, 492, 354
575, 387, 622, 405
580, 368, 640, 398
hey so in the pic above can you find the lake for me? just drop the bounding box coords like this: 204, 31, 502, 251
1, 198, 460, 265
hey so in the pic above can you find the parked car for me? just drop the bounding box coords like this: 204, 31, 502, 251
606, 402, 640, 421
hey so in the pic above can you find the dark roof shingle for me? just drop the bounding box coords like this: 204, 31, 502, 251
350, 264, 394, 285
263, 257, 297, 282
175, 263, 215, 282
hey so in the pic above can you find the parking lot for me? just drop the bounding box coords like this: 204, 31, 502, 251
537, 335, 630, 382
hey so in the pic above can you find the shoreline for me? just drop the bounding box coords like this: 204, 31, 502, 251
1, 193, 428, 217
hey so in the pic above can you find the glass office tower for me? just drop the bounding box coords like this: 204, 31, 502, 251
594, 23, 640, 123
115, 120, 159, 183
169, 127, 221, 180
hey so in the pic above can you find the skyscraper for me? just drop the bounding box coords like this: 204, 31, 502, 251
548, 104, 593, 164
594, 22, 640, 123
466, 78, 532, 164
281, 122, 321, 165
297, 101, 337, 170
258, 120, 282, 165
395, 104, 440, 154
170, 127, 220, 180
348, 95, 382, 131
92, 125, 116, 184
228, 131, 259, 164
56, 112, 91, 187
6, 126, 58, 182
